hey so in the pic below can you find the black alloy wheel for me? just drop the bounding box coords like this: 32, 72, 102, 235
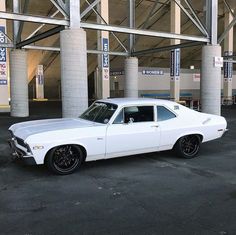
175, 135, 201, 159
46, 145, 84, 175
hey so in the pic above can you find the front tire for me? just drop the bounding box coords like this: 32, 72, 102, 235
174, 135, 201, 159
46, 145, 84, 175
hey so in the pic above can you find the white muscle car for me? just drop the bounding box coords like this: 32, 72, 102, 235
9, 98, 227, 175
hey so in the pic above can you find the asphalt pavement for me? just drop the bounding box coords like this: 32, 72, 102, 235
0, 101, 236, 235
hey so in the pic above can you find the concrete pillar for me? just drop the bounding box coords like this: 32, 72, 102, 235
170, 0, 181, 101
60, 28, 88, 118
124, 57, 138, 98
10, 49, 29, 117
201, 45, 222, 115
223, 9, 234, 102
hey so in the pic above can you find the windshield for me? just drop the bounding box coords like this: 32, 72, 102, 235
79, 102, 118, 124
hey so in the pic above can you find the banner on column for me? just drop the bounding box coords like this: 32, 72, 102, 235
170, 48, 180, 80
102, 38, 109, 80
223, 51, 233, 81
0, 25, 9, 105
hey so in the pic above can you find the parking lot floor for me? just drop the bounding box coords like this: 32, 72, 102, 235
0, 101, 236, 235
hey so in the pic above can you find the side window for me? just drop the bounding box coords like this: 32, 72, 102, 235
157, 106, 176, 121
113, 106, 154, 124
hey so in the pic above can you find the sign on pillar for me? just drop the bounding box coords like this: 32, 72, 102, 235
170, 48, 180, 101
223, 51, 233, 103
0, 25, 10, 111
35, 65, 46, 100
102, 37, 110, 98
96, 0, 110, 99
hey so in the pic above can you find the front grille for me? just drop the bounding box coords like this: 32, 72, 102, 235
15, 137, 31, 153
16, 137, 25, 147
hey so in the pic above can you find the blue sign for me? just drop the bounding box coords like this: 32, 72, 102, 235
102, 38, 109, 68
0, 79, 7, 85
0, 26, 6, 62
223, 51, 233, 79
142, 69, 164, 76
170, 48, 180, 77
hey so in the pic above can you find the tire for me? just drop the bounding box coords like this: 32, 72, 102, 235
46, 145, 84, 175
174, 135, 201, 159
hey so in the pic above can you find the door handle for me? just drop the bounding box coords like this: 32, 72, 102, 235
151, 125, 159, 128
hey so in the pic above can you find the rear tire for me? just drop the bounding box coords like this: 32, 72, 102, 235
46, 145, 84, 175
174, 135, 201, 159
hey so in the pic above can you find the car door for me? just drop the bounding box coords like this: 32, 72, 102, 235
105, 105, 160, 158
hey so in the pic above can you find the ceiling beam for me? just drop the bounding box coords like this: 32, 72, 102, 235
16, 25, 64, 48
0, 11, 69, 26
132, 41, 204, 56
81, 22, 209, 43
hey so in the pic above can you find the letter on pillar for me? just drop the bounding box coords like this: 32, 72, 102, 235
170, 0, 181, 101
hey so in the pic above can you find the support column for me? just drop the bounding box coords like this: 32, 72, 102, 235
201, 45, 221, 115
201, 0, 222, 115
60, 28, 88, 117
124, 57, 138, 98
10, 49, 29, 117
96, 0, 110, 99
223, 9, 233, 103
170, 0, 181, 101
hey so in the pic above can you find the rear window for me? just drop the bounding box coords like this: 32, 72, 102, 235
157, 106, 176, 121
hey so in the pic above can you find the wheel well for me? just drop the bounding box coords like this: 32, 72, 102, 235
44, 144, 87, 164
174, 134, 203, 148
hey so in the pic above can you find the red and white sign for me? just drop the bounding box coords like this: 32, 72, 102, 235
193, 73, 200, 82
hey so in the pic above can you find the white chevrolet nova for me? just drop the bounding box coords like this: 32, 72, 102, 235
9, 98, 227, 175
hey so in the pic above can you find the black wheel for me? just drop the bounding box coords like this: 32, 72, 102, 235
174, 135, 201, 159
46, 145, 84, 175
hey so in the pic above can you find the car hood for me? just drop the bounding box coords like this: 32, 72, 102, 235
9, 118, 100, 140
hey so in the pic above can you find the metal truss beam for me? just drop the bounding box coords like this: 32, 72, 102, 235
22, 45, 128, 56
80, 22, 209, 43
223, 0, 235, 18
81, 0, 100, 18
85, 0, 128, 52
218, 15, 236, 44
0, 11, 69, 26
132, 41, 204, 56
50, 0, 68, 18
16, 25, 64, 48
182, 0, 209, 37
16, 0, 29, 43
25, 10, 60, 40
174, 0, 208, 36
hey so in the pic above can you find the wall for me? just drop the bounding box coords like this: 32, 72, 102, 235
110, 67, 236, 99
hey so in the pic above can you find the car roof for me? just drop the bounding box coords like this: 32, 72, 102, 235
97, 98, 177, 106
